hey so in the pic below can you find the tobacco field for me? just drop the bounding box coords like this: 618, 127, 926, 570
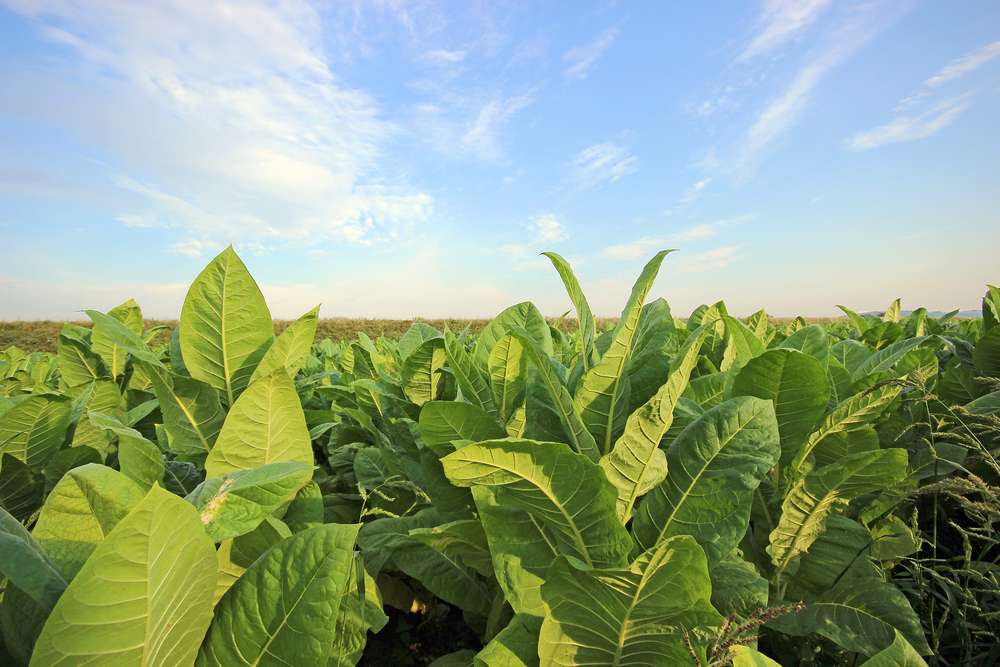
0, 246, 998, 666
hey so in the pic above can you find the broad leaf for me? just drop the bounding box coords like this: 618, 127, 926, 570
633, 397, 780, 562
179, 246, 274, 404
443, 438, 631, 569
574, 250, 672, 454
205, 370, 313, 477
199, 524, 361, 666
600, 328, 706, 519
31, 485, 216, 667
538, 536, 723, 666
186, 461, 312, 541
250, 305, 319, 383
0, 507, 66, 610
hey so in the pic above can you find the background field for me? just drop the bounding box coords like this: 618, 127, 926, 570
0, 317, 845, 352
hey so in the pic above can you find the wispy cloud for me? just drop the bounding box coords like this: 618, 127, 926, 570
680, 177, 712, 204
563, 28, 618, 80
501, 213, 569, 268
734, 2, 906, 174
601, 215, 754, 261
674, 246, 740, 273
171, 239, 206, 258
570, 141, 638, 189
847, 96, 972, 151
528, 214, 568, 243
4, 0, 432, 249
420, 49, 467, 65
740, 0, 832, 61
462, 95, 534, 160
925, 41, 1000, 87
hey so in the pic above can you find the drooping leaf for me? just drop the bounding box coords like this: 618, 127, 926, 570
474, 302, 553, 370
732, 348, 829, 466
418, 401, 505, 456
186, 461, 312, 541
443, 438, 631, 569
0, 507, 66, 610
146, 366, 225, 459
90, 298, 143, 378
30, 485, 217, 667
32, 463, 145, 579
474, 614, 540, 667
179, 245, 274, 404
769, 449, 909, 581
859, 630, 929, 666
198, 523, 361, 667
205, 370, 313, 477
538, 536, 723, 666
86, 411, 164, 490
633, 397, 780, 562
730, 647, 782, 666
710, 554, 769, 619
789, 385, 902, 477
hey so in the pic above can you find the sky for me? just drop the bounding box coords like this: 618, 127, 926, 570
1, 0, 998, 320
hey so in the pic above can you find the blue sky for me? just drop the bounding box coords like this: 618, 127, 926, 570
1, 1, 998, 320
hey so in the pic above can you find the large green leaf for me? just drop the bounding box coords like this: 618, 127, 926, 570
147, 366, 225, 459
720, 315, 765, 372
732, 348, 829, 466
600, 328, 706, 519
86, 412, 163, 490
633, 397, 780, 562
90, 298, 143, 378
401, 336, 446, 406
30, 485, 217, 667
0, 395, 71, 470
730, 647, 782, 666
179, 246, 274, 404
198, 523, 361, 667
328, 563, 388, 667
186, 461, 313, 541
56, 328, 106, 391
250, 305, 319, 383
474, 302, 553, 370
974, 326, 1000, 376
474, 614, 540, 667
769, 449, 908, 581
768, 561, 929, 656
538, 536, 723, 666
710, 554, 769, 619
32, 463, 145, 578
205, 370, 313, 477
513, 328, 598, 460
84, 309, 164, 369
860, 631, 928, 666
543, 252, 597, 370
444, 329, 499, 420
789, 385, 901, 477
0, 506, 66, 610
574, 250, 672, 454
418, 401, 506, 456
488, 333, 528, 423
443, 438, 631, 569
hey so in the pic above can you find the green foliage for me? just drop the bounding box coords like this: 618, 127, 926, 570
1, 247, 995, 666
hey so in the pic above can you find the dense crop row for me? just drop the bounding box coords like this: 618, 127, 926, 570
1, 247, 998, 666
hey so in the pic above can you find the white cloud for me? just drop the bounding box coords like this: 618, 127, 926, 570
171, 239, 206, 258
2, 0, 432, 248
461, 95, 534, 161
673, 246, 740, 273
925, 41, 1000, 87
847, 96, 972, 151
420, 49, 467, 65
570, 142, 638, 189
680, 177, 712, 204
740, 0, 831, 61
529, 214, 568, 244
601, 215, 754, 261
563, 28, 618, 80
